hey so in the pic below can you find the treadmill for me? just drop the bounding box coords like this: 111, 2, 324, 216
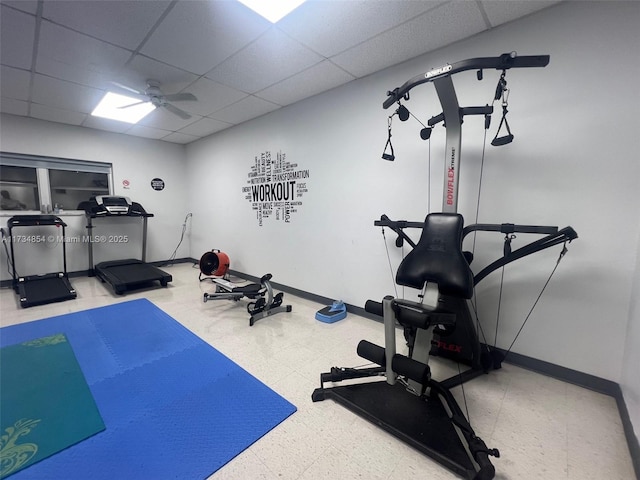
81, 196, 172, 295
7, 215, 77, 308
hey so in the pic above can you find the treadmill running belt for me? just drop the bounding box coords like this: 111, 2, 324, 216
95, 259, 171, 294
18, 276, 77, 308
104, 264, 162, 284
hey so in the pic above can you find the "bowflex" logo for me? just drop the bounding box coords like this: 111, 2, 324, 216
446, 148, 456, 205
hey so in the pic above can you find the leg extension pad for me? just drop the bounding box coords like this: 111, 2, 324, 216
357, 340, 430, 385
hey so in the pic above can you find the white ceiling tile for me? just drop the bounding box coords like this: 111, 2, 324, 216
136, 106, 202, 131
140, 0, 271, 75
177, 77, 247, 117
2, 1, 38, 15
36, 21, 131, 86
42, 0, 171, 50
0, 66, 31, 100
208, 96, 280, 125
278, 0, 447, 57
116, 55, 199, 95
31, 74, 104, 113
480, 1, 561, 27
82, 115, 131, 133
36, 56, 116, 91
124, 124, 173, 140
0, 97, 29, 116
177, 117, 232, 137
206, 28, 324, 94
1, 5, 35, 69
0, 0, 562, 144
256, 60, 355, 106
161, 131, 199, 144
332, 1, 487, 78
30, 103, 86, 126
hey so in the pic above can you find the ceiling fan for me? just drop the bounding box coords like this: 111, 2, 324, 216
112, 80, 197, 119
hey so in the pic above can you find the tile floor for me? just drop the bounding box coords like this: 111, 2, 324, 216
0, 262, 636, 480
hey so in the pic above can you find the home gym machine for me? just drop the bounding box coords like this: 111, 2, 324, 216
4, 215, 77, 307
199, 249, 292, 326
312, 52, 578, 480
80, 196, 172, 295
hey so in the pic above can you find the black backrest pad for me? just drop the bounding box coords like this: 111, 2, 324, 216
396, 213, 474, 299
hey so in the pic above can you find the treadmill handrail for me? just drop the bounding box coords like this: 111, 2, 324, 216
7, 215, 70, 289
7, 214, 67, 227
383, 52, 550, 109
86, 211, 154, 218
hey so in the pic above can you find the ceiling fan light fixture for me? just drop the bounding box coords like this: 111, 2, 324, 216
91, 92, 155, 124
237, 0, 306, 23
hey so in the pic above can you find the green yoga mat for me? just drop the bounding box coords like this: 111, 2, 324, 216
0, 333, 105, 478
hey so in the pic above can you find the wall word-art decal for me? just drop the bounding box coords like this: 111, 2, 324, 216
242, 151, 309, 226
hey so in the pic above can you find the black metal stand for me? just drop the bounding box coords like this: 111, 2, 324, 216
7, 215, 76, 308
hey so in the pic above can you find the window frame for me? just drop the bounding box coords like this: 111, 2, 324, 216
0, 152, 113, 214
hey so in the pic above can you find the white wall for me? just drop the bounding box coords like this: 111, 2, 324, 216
187, 1, 640, 382
622, 230, 640, 445
0, 114, 190, 280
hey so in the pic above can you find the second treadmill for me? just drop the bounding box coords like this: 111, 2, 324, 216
6, 215, 77, 307
81, 196, 172, 295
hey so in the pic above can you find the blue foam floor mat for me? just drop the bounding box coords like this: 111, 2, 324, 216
0, 299, 297, 479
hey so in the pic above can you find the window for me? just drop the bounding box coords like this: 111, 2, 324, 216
0, 165, 40, 211
49, 169, 109, 211
0, 152, 112, 212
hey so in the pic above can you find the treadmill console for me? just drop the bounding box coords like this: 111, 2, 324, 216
80, 196, 149, 217
96, 196, 131, 214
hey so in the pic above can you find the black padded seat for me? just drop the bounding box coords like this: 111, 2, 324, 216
396, 213, 473, 299
232, 283, 262, 298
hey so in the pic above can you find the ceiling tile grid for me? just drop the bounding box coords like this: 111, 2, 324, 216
330, 1, 489, 78
125, 124, 173, 141
255, 60, 356, 106
0, 65, 31, 100
0, 0, 561, 144
205, 27, 324, 93
208, 95, 281, 125
1, 5, 36, 70
139, 0, 271, 76
30, 102, 86, 126
276, 0, 448, 58
36, 20, 132, 87
41, 0, 172, 50
0, 97, 29, 116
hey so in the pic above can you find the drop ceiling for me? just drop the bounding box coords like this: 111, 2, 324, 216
0, 0, 559, 144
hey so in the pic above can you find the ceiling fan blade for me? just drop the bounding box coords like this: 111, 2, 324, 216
118, 101, 148, 109
164, 93, 197, 102
111, 81, 145, 95
164, 103, 192, 119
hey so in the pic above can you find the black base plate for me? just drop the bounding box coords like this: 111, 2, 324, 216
316, 381, 477, 479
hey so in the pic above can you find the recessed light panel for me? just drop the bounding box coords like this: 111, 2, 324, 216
237, 0, 306, 23
91, 92, 155, 124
